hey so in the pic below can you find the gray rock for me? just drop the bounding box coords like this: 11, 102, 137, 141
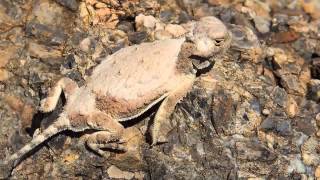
253, 16, 270, 34
55, 0, 78, 11
128, 31, 148, 44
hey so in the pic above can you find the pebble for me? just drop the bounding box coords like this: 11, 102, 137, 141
260, 116, 292, 136
135, 14, 157, 30
253, 16, 270, 34
28, 41, 62, 59
79, 37, 92, 52
0, 69, 9, 81
262, 109, 270, 115
301, 136, 320, 166
285, 96, 298, 118
55, 0, 78, 11
107, 165, 134, 179
165, 24, 187, 37
308, 79, 320, 102
128, 31, 147, 44
159, 10, 174, 23
315, 166, 320, 178
154, 29, 173, 40
300, 0, 320, 19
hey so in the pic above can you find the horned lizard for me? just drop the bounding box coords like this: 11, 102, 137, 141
0, 16, 231, 177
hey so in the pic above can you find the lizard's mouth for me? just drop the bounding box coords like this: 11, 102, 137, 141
189, 55, 214, 76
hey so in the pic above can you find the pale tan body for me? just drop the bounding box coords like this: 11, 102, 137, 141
1, 16, 231, 178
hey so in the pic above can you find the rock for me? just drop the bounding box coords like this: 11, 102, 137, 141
262, 109, 270, 115
293, 116, 317, 136
271, 31, 300, 43
229, 25, 262, 63
107, 165, 134, 179
278, 73, 306, 96
287, 155, 306, 174
111, 127, 144, 170
128, 31, 147, 44
117, 21, 134, 33
271, 86, 288, 107
301, 136, 320, 166
4, 95, 35, 130
308, 79, 320, 102
25, 22, 67, 46
135, 14, 157, 31
154, 30, 173, 40
208, 0, 232, 6
55, 0, 78, 11
285, 96, 298, 118
79, 37, 93, 53
260, 115, 292, 136
94, 2, 108, 9
300, 0, 320, 19
159, 10, 174, 23
164, 24, 187, 37
244, 0, 271, 19
253, 16, 270, 34
0, 69, 9, 81
0, 46, 18, 68
315, 166, 320, 178
27, 41, 62, 60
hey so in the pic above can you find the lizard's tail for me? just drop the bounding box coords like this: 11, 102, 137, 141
0, 115, 70, 178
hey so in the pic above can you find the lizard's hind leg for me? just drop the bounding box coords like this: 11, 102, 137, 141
40, 77, 78, 112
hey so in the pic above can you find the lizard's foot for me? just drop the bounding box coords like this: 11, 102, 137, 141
85, 131, 126, 158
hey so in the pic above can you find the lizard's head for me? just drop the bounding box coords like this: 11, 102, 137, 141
185, 16, 231, 69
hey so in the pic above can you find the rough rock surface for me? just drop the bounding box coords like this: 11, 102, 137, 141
1, 0, 320, 179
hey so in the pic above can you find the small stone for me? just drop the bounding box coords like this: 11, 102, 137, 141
308, 79, 320, 102
94, 2, 107, 9
154, 30, 173, 40
300, 0, 320, 19
271, 86, 288, 107
134, 171, 145, 180
135, 14, 157, 31
315, 166, 320, 178
164, 24, 187, 38
285, 96, 298, 118
208, 0, 231, 6
316, 113, 320, 121
262, 109, 270, 115
95, 7, 111, 19
280, 74, 306, 96
79, 37, 93, 52
301, 136, 320, 166
229, 25, 262, 63
128, 31, 147, 44
244, 0, 271, 19
0, 46, 18, 68
117, 21, 134, 33
260, 115, 292, 136
55, 0, 78, 11
271, 31, 300, 43
111, 127, 144, 169
253, 16, 270, 34
159, 10, 174, 23
28, 41, 62, 59
107, 165, 134, 179
0, 69, 9, 81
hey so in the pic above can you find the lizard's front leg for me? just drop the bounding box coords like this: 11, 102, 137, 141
40, 77, 78, 112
